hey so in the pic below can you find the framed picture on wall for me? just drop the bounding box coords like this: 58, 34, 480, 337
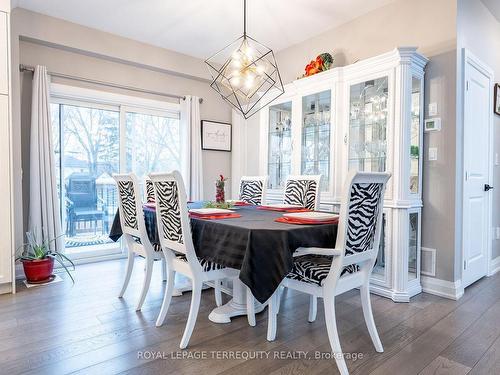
495, 84, 500, 116
201, 120, 231, 152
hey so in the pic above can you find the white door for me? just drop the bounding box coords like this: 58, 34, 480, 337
462, 53, 492, 288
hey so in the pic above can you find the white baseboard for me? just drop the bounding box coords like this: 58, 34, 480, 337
421, 276, 464, 300
0, 282, 12, 294
489, 256, 500, 276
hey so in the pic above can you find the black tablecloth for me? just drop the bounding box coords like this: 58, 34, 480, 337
109, 204, 338, 303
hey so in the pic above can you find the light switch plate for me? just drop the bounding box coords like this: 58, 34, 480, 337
429, 102, 438, 116
428, 147, 438, 161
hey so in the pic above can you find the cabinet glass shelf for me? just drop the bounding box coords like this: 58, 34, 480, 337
301, 90, 331, 191
268, 102, 292, 189
348, 76, 388, 173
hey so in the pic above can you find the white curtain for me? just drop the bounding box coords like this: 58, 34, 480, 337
181, 95, 203, 200
28, 66, 63, 251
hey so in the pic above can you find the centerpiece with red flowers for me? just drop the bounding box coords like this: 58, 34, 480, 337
203, 175, 233, 209
302, 52, 334, 78
215, 174, 227, 203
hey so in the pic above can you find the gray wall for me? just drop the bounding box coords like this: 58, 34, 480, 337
12, 9, 232, 237
275, 0, 456, 83
243, 0, 458, 281
457, 0, 500, 263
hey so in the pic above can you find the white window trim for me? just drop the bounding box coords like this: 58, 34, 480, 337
50, 83, 180, 114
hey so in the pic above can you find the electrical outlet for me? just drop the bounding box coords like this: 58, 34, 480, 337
428, 102, 438, 116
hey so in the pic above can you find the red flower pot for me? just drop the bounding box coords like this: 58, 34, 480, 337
22, 258, 54, 283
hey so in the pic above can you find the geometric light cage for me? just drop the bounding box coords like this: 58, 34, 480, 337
205, 34, 285, 119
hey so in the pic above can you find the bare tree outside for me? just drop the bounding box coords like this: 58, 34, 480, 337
51, 102, 181, 256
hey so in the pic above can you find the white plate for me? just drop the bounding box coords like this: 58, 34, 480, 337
262, 204, 303, 209
283, 212, 339, 221
189, 208, 234, 215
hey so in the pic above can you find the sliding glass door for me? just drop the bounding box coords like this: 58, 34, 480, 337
51, 97, 181, 260
51, 102, 121, 258
125, 110, 181, 181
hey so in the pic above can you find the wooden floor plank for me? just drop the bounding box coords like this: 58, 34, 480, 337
0, 259, 497, 375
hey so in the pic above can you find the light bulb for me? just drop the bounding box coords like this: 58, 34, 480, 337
256, 64, 265, 74
230, 76, 241, 87
244, 75, 255, 89
232, 50, 241, 60
232, 59, 242, 68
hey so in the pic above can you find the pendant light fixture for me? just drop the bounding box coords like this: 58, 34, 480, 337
205, 0, 284, 119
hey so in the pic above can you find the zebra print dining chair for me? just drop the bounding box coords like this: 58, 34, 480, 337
283, 175, 322, 210
267, 171, 390, 375
239, 176, 268, 205
113, 173, 166, 311
149, 171, 242, 349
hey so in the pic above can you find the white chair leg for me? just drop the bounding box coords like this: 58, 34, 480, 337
180, 279, 202, 349
156, 270, 176, 327
214, 279, 223, 307
118, 251, 134, 298
246, 287, 256, 327
161, 258, 167, 282
276, 285, 284, 314
136, 257, 154, 311
324, 293, 349, 375
267, 291, 278, 341
360, 283, 383, 352
308, 295, 318, 322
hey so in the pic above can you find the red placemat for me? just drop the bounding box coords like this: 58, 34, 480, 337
257, 206, 310, 213
233, 201, 251, 206
189, 213, 242, 220
275, 216, 338, 225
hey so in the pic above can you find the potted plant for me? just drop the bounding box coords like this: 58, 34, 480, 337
16, 231, 75, 283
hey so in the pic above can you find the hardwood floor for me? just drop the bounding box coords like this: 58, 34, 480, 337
0, 258, 499, 375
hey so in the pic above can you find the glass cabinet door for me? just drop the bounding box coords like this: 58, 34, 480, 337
408, 212, 419, 280
349, 77, 388, 172
410, 77, 422, 194
268, 102, 292, 189
301, 90, 331, 191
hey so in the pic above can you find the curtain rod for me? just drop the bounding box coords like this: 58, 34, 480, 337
19, 64, 203, 103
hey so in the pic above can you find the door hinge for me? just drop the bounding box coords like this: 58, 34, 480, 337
466, 80, 470, 91
465, 171, 468, 181
464, 260, 466, 270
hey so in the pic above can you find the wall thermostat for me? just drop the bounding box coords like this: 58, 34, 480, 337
424, 118, 441, 132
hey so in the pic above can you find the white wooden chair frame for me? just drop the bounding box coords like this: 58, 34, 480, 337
150, 171, 242, 349
113, 173, 166, 311
268, 171, 391, 375
144, 177, 155, 203
283, 174, 322, 210
238, 175, 268, 205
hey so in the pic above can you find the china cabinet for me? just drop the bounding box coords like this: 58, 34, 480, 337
258, 47, 428, 301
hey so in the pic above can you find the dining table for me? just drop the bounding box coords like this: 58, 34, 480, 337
109, 202, 338, 323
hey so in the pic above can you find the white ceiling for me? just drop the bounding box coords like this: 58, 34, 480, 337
13, 0, 397, 59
